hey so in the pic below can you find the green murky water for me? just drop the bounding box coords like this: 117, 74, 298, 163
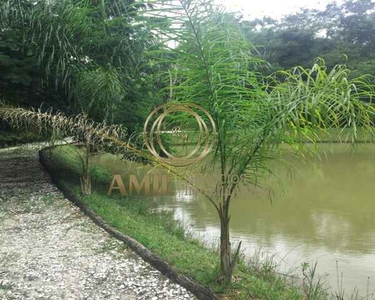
91, 144, 375, 295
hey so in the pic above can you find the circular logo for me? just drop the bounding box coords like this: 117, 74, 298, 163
143, 103, 217, 167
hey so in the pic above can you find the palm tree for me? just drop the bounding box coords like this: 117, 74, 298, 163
149, 0, 375, 283
0, 0, 159, 129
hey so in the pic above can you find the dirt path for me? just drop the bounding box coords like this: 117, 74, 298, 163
0, 146, 195, 300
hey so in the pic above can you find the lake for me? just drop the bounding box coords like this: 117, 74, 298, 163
91, 143, 375, 296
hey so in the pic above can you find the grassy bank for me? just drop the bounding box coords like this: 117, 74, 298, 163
43, 145, 309, 300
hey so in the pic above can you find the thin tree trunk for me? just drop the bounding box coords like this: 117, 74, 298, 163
99, 0, 107, 36
219, 211, 232, 283
80, 142, 91, 195
80, 172, 91, 195
218, 187, 242, 284
100, 0, 107, 21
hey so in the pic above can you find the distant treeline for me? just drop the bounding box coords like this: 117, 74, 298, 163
240, 0, 375, 78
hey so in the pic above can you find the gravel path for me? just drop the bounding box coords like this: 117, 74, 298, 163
0, 147, 195, 300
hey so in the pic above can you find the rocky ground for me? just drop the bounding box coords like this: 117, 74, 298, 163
0, 146, 195, 300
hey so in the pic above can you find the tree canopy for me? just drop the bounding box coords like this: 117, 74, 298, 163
241, 0, 375, 78
0, 0, 161, 131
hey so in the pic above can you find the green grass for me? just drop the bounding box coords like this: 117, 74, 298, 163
44, 145, 305, 300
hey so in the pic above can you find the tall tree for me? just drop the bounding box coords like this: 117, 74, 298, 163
149, 0, 375, 284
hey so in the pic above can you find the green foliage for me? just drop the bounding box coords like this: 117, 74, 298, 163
0, 47, 36, 87
89, 165, 112, 183
0, 1, 58, 106
0, 0, 37, 85
240, 0, 375, 78
45, 145, 112, 184
301, 262, 329, 300
0, 0, 161, 131
150, 1, 271, 187
268, 58, 375, 142
73, 66, 125, 120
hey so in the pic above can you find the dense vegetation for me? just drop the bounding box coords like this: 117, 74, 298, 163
242, 0, 375, 78
1, 0, 374, 124
1, 0, 375, 298
0, 0, 160, 130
